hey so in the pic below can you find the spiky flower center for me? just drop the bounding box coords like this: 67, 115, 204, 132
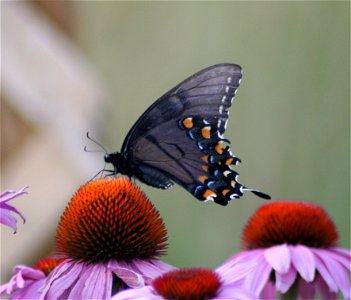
242, 201, 339, 249
56, 178, 168, 263
34, 257, 64, 276
152, 268, 221, 300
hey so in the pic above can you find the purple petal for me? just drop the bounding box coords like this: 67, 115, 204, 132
313, 248, 351, 299
260, 280, 277, 299
82, 264, 112, 299
319, 248, 351, 271
218, 255, 259, 286
217, 286, 256, 299
313, 254, 338, 292
264, 244, 291, 273
244, 254, 272, 297
330, 247, 351, 259
275, 265, 297, 293
289, 245, 315, 282
42, 261, 83, 298
112, 286, 161, 300
298, 279, 316, 299
124, 259, 175, 284
0, 187, 28, 232
10, 279, 44, 300
109, 260, 145, 288
315, 275, 338, 300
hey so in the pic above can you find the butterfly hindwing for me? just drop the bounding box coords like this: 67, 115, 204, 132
105, 64, 270, 205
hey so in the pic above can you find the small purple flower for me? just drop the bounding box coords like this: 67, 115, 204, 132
0, 186, 27, 233
40, 178, 174, 299
113, 264, 256, 299
223, 201, 351, 299
0, 257, 63, 299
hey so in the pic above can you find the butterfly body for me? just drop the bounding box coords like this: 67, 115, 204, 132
104, 64, 270, 205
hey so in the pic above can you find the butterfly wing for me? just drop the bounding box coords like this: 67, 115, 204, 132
120, 64, 269, 205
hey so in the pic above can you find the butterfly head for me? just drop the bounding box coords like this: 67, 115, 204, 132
104, 152, 123, 174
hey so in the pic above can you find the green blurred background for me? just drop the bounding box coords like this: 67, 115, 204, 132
73, 2, 350, 268
2, 1, 349, 274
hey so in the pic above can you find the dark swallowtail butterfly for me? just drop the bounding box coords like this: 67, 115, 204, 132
104, 64, 270, 205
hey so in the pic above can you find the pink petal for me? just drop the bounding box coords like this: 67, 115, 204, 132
313, 254, 338, 292
244, 255, 272, 297
43, 261, 83, 298
298, 279, 316, 299
82, 264, 111, 299
320, 248, 351, 271
275, 265, 297, 293
109, 260, 144, 288
260, 280, 277, 299
264, 244, 291, 273
315, 275, 338, 300
313, 249, 351, 299
112, 286, 161, 300
330, 247, 351, 259
289, 245, 315, 282
0, 209, 18, 232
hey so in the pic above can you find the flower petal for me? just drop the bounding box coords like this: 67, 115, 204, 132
264, 244, 291, 273
313, 248, 351, 299
289, 245, 315, 282
109, 260, 145, 288
112, 286, 162, 300
315, 275, 338, 300
313, 253, 338, 293
244, 254, 272, 297
260, 280, 277, 300
275, 265, 297, 293
298, 278, 316, 299
82, 264, 111, 299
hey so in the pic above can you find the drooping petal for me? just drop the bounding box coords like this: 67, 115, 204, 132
112, 286, 162, 300
315, 275, 338, 300
289, 245, 315, 282
82, 264, 112, 299
0, 187, 27, 232
264, 244, 291, 273
216, 286, 256, 299
10, 279, 45, 300
108, 260, 145, 288
260, 280, 277, 300
313, 249, 351, 299
275, 265, 297, 293
319, 248, 351, 271
244, 254, 272, 297
298, 278, 316, 299
42, 261, 84, 298
313, 254, 338, 293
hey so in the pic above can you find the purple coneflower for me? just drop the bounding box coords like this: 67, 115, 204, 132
113, 265, 256, 299
0, 257, 63, 299
39, 178, 174, 299
223, 201, 351, 299
0, 187, 27, 233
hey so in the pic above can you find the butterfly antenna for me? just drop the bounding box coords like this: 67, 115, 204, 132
85, 132, 108, 153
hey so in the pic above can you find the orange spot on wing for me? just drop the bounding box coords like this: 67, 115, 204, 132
222, 189, 231, 196
182, 118, 193, 129
201, 165, 209, 172
201, 155, 209, 163
225, 158, 233, 166
198, 175, 208, 183
215, 142, 224, 154
201, 127, 211, 139
203, 189, 216, 199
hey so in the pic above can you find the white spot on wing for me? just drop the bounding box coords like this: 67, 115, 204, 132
219, 105, 223, 114
227, 77, 232, 83
225, 86, 230, 93
221, 95, 226, 103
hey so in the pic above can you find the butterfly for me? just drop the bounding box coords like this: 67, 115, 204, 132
103, 64, 270, 205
